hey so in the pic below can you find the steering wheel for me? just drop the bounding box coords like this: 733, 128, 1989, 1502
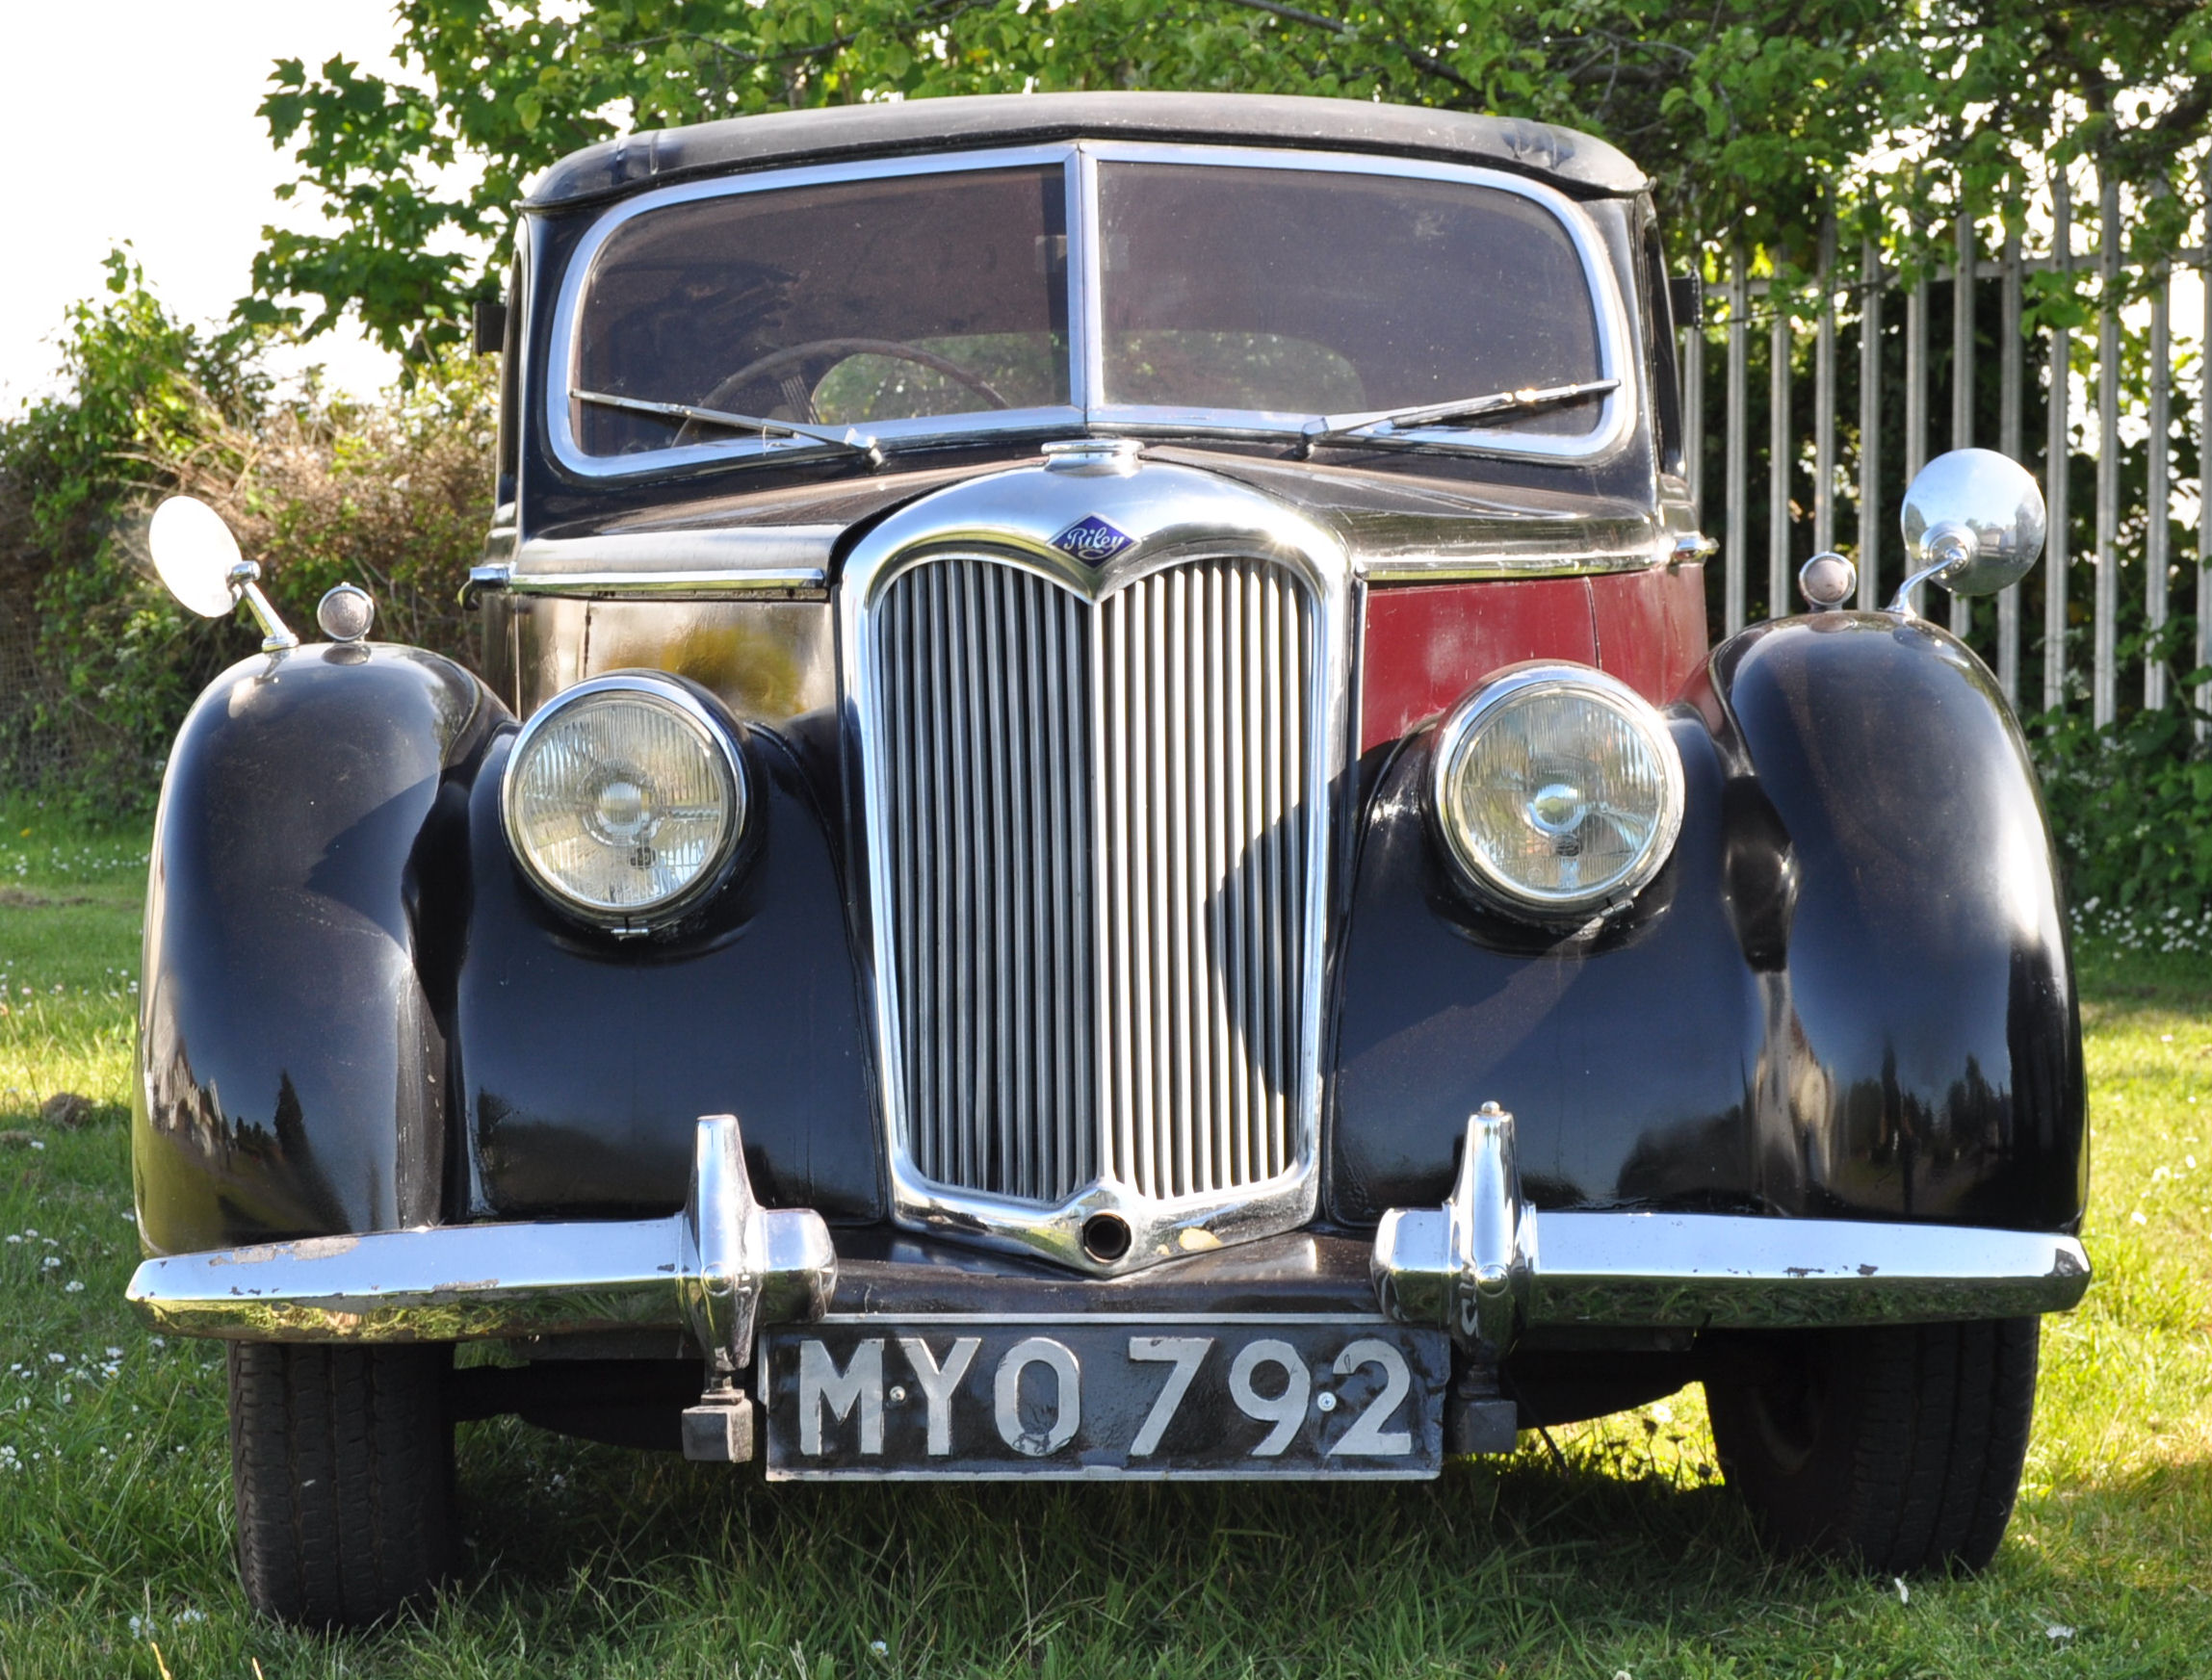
674, 337, 1010, 444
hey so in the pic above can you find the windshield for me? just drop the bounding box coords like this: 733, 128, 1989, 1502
571, 165, 1073, 458
560, 149, 1616, 468
1096, 162, 1603, 431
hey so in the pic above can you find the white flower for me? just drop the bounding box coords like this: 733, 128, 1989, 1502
39, 1257, 58, 1270
44, 1354, 63, 1365
2131, 1210, 2148, 1226
64, 1280, 83, 1294
2046, 1624, 2075, 1641
105, 1348, 121, 1359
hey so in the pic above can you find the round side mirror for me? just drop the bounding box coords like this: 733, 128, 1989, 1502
148, 496, 246, 618
1899, 448, 2046, 598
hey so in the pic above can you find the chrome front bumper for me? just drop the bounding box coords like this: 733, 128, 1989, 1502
1371, 1105, 2092, 1354
126, 1116, 835, 1375
129, 1112, 2090, 1359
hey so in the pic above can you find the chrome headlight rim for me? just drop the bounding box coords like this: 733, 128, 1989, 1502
1430, 661, 1686, 919
501, 671, 749, 934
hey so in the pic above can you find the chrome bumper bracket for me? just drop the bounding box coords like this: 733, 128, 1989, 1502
127, 1115, 836, 1373
1371, 1105, 2093, 1355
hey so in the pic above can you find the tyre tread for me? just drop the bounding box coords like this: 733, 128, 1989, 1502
226, 1343, 452, 1627
1706, 1317, 2041, 1575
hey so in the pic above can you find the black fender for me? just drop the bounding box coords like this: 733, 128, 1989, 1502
452, 716, 882, 1224
1327, 611, 2086, 1233
134, 646, 501, 1255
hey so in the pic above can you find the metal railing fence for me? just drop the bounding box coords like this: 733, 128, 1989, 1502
1684, 165, 2212, 735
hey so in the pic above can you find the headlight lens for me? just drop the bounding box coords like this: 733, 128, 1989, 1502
503, 675, 746, 931
1432, 664, 1684, 918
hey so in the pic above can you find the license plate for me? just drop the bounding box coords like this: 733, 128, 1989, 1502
762, 1316, 1447, 1480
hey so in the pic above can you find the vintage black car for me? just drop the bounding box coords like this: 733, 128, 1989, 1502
127, 91, 2086, 1626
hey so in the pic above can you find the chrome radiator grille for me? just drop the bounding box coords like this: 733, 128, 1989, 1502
867, 554, 1315, 1208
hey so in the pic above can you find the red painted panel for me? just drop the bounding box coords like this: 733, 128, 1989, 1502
1359, 579, 1597, 754
1590, 562, 1710, 707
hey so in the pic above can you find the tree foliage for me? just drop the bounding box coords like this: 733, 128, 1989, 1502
248, 0, 2212, 354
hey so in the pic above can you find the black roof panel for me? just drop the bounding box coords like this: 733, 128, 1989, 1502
522, 90, 1643, 209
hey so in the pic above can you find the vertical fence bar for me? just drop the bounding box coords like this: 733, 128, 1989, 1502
1815, 219, 1836, 558
1907, 261, 1930, 613
2045, 168, 2073, 712
1952, 213, 1977, 638
1999, 217, 2024, 701
1859, 237, 1884, 608
2199, 163, 2212, 738
1770, 293, 1792, 618
1727, 246, 1749, 634
2148, 248, 2172, 710
2095, 169, 2121, 726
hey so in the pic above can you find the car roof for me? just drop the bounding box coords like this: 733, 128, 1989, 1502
522, 90, 1645, 210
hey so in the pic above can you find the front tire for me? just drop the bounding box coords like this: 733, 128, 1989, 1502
1704, 1317, 2039, 1574
227, 1343, 455, 1627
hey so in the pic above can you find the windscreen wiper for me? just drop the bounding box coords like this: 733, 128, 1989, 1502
1298, 377, 1620, 453
571, 389, 885, 467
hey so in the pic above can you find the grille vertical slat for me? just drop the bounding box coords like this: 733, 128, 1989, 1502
871, 554, 1312, 1208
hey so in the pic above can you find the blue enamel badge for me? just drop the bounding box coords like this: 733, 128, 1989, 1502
1050, 514, 1135, 562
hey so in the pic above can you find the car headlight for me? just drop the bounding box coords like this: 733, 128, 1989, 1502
1431, 663, 1684, 918
503, 674, 748, 933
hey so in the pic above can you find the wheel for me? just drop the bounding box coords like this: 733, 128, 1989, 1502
227, 1342, 455, 1627
1704, 1317, 2039, 1574
673, 337, 1009, 441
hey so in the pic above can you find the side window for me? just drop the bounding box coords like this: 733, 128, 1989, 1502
1640, 222, 1686, 479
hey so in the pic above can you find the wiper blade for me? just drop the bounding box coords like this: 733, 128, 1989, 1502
571, 389, 884, 466
1300, 377, 1620, 451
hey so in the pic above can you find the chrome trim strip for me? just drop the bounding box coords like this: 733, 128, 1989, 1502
1373, 1110, 2093, 1354
841, 457, 1351, 1277
1361, 555, 1660, 583
545, 144, 1083, 481
545, 141, 1636, 482
497, 568, 828, 600
125, 1118, 836, 1370
514, 528, 841, 575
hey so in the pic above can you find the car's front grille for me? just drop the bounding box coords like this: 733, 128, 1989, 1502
867, 553, 1315, 1208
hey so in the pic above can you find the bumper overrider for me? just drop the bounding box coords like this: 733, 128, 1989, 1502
129, 1111, 2090, 1457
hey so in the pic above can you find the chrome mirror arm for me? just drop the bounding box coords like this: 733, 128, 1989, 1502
1886, 524, 1975, 618
227, 560, 299, 653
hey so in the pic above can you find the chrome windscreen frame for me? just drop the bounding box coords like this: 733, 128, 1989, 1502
837, 460, 1353, 1276
543, 142, 1636, 482
1072, 142, 1637, 463
543, 143, 1089, 482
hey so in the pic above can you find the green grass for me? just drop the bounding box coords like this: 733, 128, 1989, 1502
0, 799, 2206, 1677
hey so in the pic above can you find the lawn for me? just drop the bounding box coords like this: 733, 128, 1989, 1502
0, 799, 2205, 1678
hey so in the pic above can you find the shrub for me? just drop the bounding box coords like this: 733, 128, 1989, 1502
0, 256, 492, 813
2035, 674, 2212, 935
